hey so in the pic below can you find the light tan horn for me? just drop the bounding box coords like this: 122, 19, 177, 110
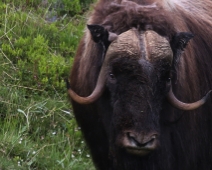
68, 29, 140, 104
143, 30, 173, 64
167, 85, 211, 110
67, 65, 107, 104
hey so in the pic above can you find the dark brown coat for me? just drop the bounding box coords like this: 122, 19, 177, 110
69, 0, 212, 169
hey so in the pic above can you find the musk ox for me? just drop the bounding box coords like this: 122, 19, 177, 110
67, 0, 212, 169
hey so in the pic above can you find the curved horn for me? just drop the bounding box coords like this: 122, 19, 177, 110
67, 65, 107, 105
167, 85, 211, 110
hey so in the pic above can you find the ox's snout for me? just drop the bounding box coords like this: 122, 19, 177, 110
119, 131, 159, 156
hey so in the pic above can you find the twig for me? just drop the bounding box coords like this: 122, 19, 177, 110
6, 83, 44, 91
0, 49, 17, 70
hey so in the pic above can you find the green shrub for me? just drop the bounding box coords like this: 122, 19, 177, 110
80, 0, 96, 9
0, 3, 85, 95
1, 0, 95, 16
0, 1, 95, 169
62, 0, 81, 15
2, 34, 68, 92
55, 0, 96, 16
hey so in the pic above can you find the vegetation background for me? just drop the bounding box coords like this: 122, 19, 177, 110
0, 0, 95, 169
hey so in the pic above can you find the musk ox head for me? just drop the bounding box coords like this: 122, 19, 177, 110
67, 25, 211, 156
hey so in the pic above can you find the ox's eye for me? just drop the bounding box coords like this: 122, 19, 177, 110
167, 77, 171, 82
109, 73, 115, 79
166, 78, 171, 86
108, 72, 117, 84
166, 77, 171, 91
108, 73, 117, 83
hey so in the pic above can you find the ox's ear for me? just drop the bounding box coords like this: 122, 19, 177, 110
171, 32, 194, 66
87, 24, 117, 47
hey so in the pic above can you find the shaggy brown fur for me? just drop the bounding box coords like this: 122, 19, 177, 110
69, 0, 212, 169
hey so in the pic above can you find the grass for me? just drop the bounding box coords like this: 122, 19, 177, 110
0, 83, 95, 169
0, 0, 95, 169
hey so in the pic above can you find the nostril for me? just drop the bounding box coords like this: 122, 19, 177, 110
150, 135, 158, 141
141, 137, 155, 147
126, 132, 158, 147
127, 132, 139, 146
127, 132, 136, 140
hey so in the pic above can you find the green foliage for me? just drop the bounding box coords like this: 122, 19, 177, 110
80, 0, 96, 9
2, 35, 68, 92
62, 0, 81, 15
1, 0, 96, 16
56, 0, 96, 16
0, 86, 94, 169
0, 2, 85, 95
0, 0, 95, 169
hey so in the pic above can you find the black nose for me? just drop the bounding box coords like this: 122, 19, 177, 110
121, 131, 159, 156
127, 132, 158, 148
